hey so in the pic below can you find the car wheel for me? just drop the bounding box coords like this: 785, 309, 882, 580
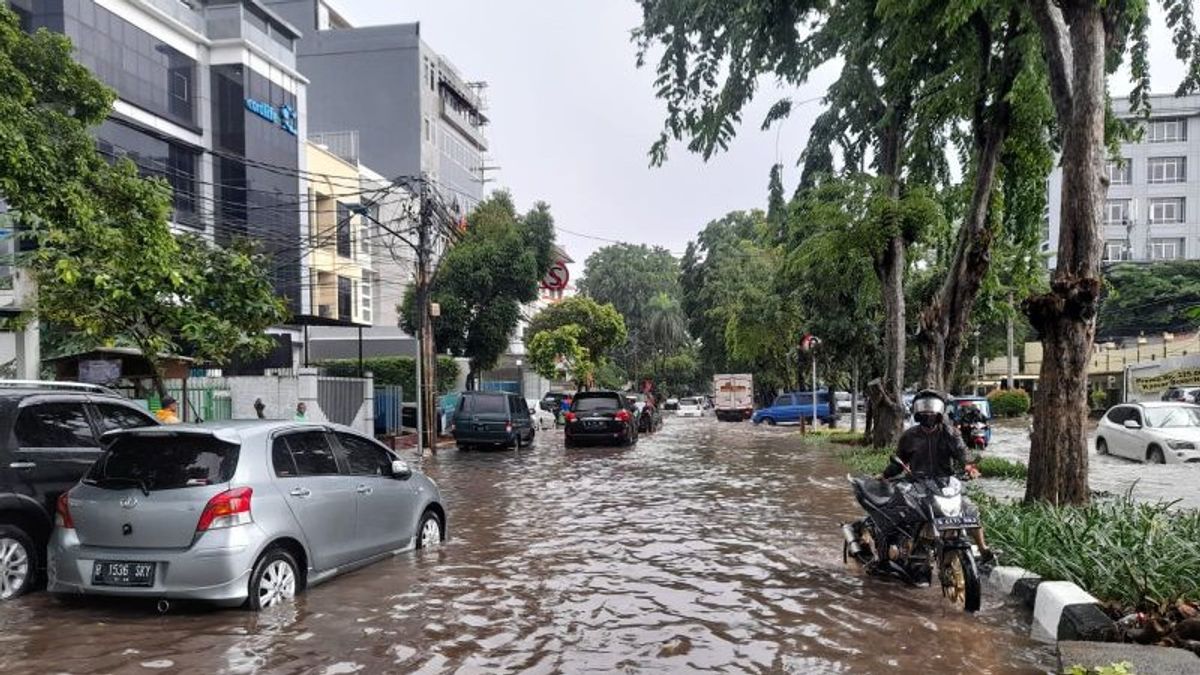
247, 547, 299, 611
417, 510, 443, 550
0, 525, 36, 601
764, 417, 776, 426
1096, 438, 1108, 455
1148, 445, 1166, 464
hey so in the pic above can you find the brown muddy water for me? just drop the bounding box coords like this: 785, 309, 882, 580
0, 418, 1053, 674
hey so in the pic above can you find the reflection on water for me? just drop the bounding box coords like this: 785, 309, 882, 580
2, 418, 1052, 674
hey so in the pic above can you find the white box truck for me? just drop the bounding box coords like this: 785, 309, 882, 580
713, 373, 754, 422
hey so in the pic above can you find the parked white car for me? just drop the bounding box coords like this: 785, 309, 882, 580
526, 399, 557, 430
1096, 402, 1200, 464
677, 397, 704, 418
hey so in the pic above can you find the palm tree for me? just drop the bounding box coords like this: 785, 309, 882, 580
644, 292, 689, 379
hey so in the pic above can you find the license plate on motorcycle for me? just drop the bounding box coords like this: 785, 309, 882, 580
934, 515, 980, 529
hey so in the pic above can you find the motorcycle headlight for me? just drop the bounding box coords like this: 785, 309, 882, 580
1166, 439, 1196, 450
933, 495, 962, 517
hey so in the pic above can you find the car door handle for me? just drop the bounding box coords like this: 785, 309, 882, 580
355, 484, 372, 495
9, 462, 36, 470
289, 487, 312, 498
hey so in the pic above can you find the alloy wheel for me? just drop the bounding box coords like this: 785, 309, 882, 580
420, 516, 442, 549
943, 553, 967, 605
0, 537, 31, 600
258, 559, 296, 609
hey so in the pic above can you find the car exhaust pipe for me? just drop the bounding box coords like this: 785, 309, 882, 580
157, 599, 170, 614
841, 523, 863, 556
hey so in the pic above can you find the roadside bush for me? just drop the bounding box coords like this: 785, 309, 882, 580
1090, 388, 1108, 411
975, 456, 1027, 480
976, 493, 1200, 611
837, 448, 1028, 480
319, 356, 460, 394
987, 388, 1030, 417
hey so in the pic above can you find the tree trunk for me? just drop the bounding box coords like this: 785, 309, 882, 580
1024, 1, 1107, 505
466, 368, 478, 391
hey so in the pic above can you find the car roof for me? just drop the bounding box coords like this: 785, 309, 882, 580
103, 419, 368, 446
577, 390, 621, 397
1128, 401, 1200, 408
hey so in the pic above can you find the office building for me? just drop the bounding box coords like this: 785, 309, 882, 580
1045, 93, 1200, 268
266, 0, 490, 212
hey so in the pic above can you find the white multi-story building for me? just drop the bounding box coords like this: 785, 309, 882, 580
1045, 93, 1200, 268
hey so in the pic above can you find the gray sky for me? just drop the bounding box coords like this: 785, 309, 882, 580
340, 1, 1187, 273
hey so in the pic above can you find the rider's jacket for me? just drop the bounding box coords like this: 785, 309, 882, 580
884, 418, 968, 479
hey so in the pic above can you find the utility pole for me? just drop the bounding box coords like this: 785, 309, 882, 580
417, 181, 438, 453
1006, 293, 1015, 390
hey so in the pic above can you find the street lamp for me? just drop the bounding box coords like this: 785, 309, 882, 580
515, 358, 524, 399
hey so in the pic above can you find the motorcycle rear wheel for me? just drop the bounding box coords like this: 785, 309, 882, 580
941, 548, 981, 613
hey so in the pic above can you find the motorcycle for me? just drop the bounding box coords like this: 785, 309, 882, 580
958, 420, 989, 452
841, 459, 983, 613
638, 405, 662, 434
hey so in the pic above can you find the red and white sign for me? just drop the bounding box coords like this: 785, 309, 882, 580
541, 260, 570, 291
800, 334, 822, 351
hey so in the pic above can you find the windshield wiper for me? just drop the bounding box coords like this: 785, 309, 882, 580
91, 476, 151, 496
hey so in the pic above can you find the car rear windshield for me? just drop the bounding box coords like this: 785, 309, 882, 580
85, 435, 240, 491
574, 395, 622, 413
469, 395, 507, 414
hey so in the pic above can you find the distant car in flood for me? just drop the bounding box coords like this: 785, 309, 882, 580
564, 391, 638, 447
751, 391, 835, 426
677, 397, 705, 418
1095, 402, 1200, 464
48, 421, 446, 610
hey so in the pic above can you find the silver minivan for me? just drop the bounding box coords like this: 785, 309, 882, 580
48, 421, 445, 610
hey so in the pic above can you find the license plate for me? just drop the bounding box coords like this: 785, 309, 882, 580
92, 560, 156, 587
934, 516, 980, 529
585, 420, 604, 428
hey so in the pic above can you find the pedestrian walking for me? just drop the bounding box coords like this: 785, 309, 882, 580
156, 396, 181, 424
253, 398, 266, 419
294, 401, 308, 422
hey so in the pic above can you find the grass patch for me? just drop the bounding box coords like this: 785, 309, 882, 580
975, 456, 1028, 480
976, 492, 1200, 612
835, 448, 1028, 480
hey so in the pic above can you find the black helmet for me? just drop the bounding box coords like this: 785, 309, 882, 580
911, 389, 946, 428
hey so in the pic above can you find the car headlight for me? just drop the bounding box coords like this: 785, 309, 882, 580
1166, 439, 1196, 450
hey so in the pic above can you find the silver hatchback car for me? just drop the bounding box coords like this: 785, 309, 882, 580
48, 421, 445, 610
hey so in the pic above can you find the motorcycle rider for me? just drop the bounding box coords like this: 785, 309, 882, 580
882, 389, 996, 566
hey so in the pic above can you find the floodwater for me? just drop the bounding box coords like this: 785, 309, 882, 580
1, 418, 1053, 674
986, 420, 1200, 508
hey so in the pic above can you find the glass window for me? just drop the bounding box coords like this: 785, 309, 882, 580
1106, 159, 1132, 185
1105, 407, 1129, 424
1149, 198, 1185, 224
337, 275, 352, 321
95, 403, 156, 433
1152, 238, 1184, 260
336, 203, 352, 257
284, 432, 340, 475
1104, 199, 1130, 224
272, 438, 298, 477
1145, 406, 1200, 428
337, 433, 393, 475
1104, 241, 1128, 262
471, 394, 508, 414
15, 403, 98, 448
1148, 157, 1186, 184
573, 395, 621, 413
86, 435, 240, 490
1127, 407, 1144, 425
1148, 118, 1187, 143
796, 394, 814, 405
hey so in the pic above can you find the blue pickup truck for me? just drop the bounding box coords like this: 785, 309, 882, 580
752, 391, 836, 426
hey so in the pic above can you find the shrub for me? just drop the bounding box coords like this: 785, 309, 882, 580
976, 492, 1200, 611
318, 356, 460, 394
975, 456, 1027, 480
987, 388, 1030, 417
1090, 388, 1108, 411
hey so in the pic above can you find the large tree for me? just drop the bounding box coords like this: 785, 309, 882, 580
1, 9, 286, 395
1023, 0, 1200, 504
524, 295, 628, 385
405, 192, 556, 387
576, 243, 680, 375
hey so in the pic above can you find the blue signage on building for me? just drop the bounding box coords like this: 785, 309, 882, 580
245, 97, 298, 136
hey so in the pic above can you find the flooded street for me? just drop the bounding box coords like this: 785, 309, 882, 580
2, 418, 1052, 674
986, 421, 1200, 508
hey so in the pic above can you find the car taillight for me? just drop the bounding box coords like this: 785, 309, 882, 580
56, 492, 74, 529
565, 412, 577, 423
615, 410, 631, 422
196, 487, 253, 532
506, 422, 513, 433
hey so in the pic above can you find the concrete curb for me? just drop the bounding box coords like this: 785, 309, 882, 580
984, 565, 1116, 642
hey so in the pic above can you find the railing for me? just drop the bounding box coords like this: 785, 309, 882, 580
309, 131, 360, 165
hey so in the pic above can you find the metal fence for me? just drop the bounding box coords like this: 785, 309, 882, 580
318, 376, 367, 427
375, 385, 404, 436
480, 380, 520, 394
145, 378, 234, 423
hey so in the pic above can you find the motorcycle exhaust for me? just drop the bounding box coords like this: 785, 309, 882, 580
841, 523, 863, 556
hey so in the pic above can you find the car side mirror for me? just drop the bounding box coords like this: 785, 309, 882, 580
1123, 419, 1142, 430
391, 459, 413, 480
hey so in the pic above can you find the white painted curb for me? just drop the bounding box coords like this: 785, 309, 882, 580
1034, 581, 1099, 639
986, 565, 1038, 595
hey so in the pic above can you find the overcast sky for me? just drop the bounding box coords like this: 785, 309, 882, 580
339, 1, 1188, 273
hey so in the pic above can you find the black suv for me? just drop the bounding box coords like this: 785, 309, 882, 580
564, 391, 638, 447
0, 381, 159, 600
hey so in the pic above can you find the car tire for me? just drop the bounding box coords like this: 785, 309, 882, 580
246, 547, 299, 611
1148, 445, 1166, 464
764, 417, 776, 426
1096, 438, 1108, 455
416, 510, 443, 550
0, 525, 36, 601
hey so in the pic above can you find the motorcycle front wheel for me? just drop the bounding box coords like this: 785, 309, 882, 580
941, 547, 981, 613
